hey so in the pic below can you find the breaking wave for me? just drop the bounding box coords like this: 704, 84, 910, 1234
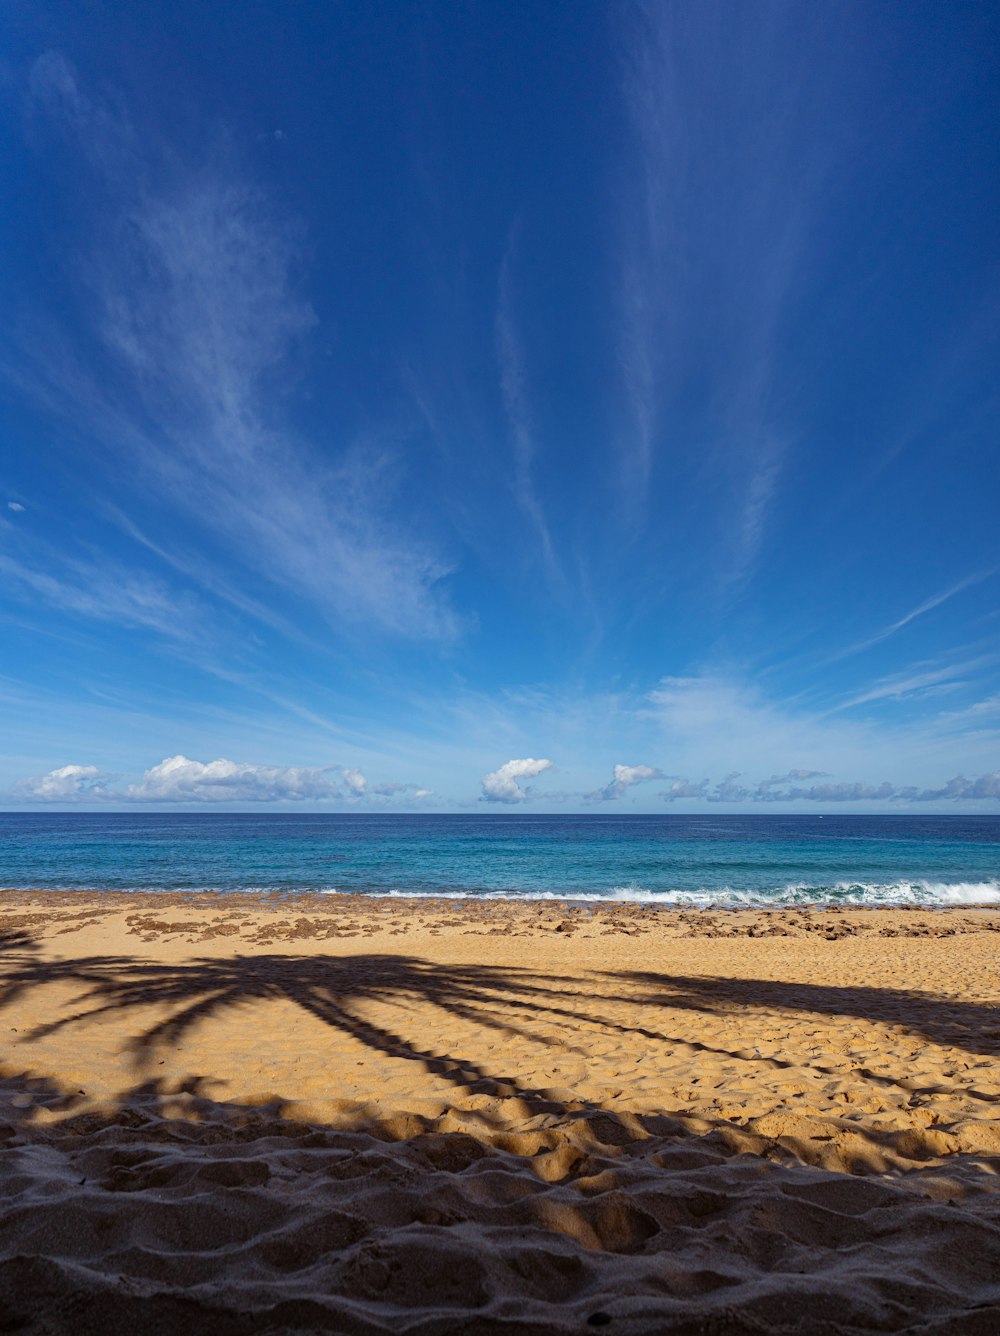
319, 880, 1000, 906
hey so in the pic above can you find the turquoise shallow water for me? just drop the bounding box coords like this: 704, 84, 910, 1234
1, 813, 998, 905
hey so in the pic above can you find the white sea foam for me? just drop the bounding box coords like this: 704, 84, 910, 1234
319, 880, 1000, 906
7, 879, 998, 906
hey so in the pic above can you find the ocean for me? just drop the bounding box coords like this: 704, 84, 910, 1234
1, 812, 998, 905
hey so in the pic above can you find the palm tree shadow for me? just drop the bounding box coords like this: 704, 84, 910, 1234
2, 952, 630, 1114
605, 970, 1000, 1061
0, 928, 38, 954
3, 944, 1000, 1333
4, 947, 1000, 1134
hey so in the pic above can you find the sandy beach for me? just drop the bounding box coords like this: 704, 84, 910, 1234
2, 892, 1000, 1333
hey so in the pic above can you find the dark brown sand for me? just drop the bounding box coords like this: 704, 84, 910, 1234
2, 891, 1000, 1333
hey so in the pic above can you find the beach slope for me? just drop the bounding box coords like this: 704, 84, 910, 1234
2, 892, 1000, 1333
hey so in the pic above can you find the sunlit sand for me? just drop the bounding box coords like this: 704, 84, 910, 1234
3, 892, 1000, 1332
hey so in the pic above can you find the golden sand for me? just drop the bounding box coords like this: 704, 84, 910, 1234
2, 892, 1000, 1333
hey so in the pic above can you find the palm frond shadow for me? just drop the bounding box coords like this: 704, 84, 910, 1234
606, 970, 1000, 1060
1, 950, 797, 1116
0, 928, 38, 954
2, 946, 1000, 1134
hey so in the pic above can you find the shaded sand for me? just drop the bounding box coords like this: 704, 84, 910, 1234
2, 893, 1000, 1333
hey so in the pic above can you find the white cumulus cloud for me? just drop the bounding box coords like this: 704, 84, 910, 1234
12, 763, 111, 800
902, 772, 1000, 802
340, 770, 434, 801
126, 755, 341, 803
660, 776, 709, 801
9, 755, 436, 805
588, 762, 662, 802
481, 757, 553, 803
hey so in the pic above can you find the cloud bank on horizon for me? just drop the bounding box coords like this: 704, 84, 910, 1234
11, 756, 434, 805
10, 754, 1000, 810
0, 2, 998, 811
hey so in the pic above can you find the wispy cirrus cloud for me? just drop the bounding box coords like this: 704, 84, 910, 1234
495, 225, 559, 581
103, 503, 306, 643
832, 569, 997, 663
831, 654, 998, 713
11, 53, 457, 643
425, 667, 1000, 810
656, 668, 1000, 766
0, 548, 205, 640
647, 675, 868, 776
927, 693, 1000, 735
613, 4, 847, 586
613, 0, 675, 514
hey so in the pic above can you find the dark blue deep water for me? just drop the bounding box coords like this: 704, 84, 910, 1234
1, 813, 998, 905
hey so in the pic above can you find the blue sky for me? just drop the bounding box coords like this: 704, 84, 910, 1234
1, 0, 998, 810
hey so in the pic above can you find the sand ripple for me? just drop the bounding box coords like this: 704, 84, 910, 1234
1, 893, 1000, 1332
